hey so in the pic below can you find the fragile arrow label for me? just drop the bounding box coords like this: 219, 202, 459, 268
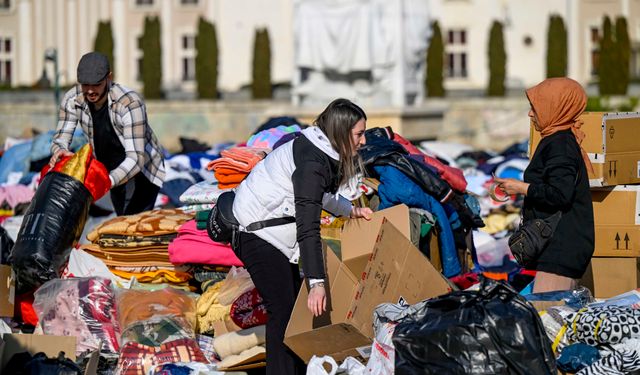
609, 160, 617, 178
625, 233, 630, 249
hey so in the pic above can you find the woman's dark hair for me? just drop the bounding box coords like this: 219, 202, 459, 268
314, 98, 366, 184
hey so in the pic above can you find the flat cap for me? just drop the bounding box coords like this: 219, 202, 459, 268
77, 52, 110, 84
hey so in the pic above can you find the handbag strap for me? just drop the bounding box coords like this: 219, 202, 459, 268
245, 216, 296, 232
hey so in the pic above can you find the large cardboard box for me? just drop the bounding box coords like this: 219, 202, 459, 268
0, 334, 77, 372
530, 112, 640, 187
340, 204, 410, 277
591, 186, 640, 256
0, 265, 14, 318
580, 257, 640, 298
284, 220, 452, 363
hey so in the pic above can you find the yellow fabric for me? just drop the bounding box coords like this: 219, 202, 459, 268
60, 143, 91, 182
110, 269, 192, 284
479, 213, 520, 234
196, 280, 231, 334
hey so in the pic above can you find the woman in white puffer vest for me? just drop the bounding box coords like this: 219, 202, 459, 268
232, 98, 373, 374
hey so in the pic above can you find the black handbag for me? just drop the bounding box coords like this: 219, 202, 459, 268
508, 211, 562, 267
207, 191, 295, 248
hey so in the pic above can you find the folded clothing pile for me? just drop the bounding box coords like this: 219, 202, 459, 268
81, 209, 194, 288
168, 220, 242, 267
206, 147, 268, 189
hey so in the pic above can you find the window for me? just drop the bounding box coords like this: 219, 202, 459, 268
182, 57, 195, 81
181, 34, 196, 81
136, 0, 153, 5
182, 36, 195, 50
445, 29, 468, 78
0, 0, 10, 10
0, 37, 11, 84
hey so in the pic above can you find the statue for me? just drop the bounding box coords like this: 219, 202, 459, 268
293, 0, 431, 107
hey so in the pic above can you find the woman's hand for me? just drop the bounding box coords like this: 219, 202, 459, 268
494, 177, 530, 196
350, 206, 373, 220
307, 283, 327, 317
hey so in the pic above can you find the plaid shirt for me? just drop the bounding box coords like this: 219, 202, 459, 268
52, 83, 165, 187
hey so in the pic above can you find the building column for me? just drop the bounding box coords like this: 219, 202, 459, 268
67, 0, 77, 85
17, 0, 33, 86
160, 0, 173, 90
112, 0, 126, 84
621, 0, 629, 16
566, 0, 580, 81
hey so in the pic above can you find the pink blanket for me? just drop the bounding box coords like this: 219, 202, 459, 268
168, 220, 243, 266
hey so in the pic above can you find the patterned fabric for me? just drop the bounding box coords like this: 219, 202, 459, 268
87, 209, 193, 242
247, 125, 301, 149
97, 233, 177, 248
33, 277, 120, 354
109, 268, 192, 284
180, 203, 215, 213
196, 334, 218, 363
121, 316, 193, 346
562, 306, 640, 346
116, 338, 208, 375
179, 180, 228, 205
577, 349, 640, 375
52, 83, 165, 187
230, 288, 268, 329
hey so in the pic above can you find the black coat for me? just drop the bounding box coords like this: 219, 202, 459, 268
523, 129, 594, 278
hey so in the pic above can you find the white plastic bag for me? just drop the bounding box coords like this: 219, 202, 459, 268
62, 249, 116, 281
365, 339, 395, 375
307, 355, 338, 375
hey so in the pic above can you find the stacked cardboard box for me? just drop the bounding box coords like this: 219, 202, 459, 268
284, 204, 453, 363
531, 112, 640, 298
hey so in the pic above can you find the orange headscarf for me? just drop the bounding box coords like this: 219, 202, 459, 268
526, 77, 594, 173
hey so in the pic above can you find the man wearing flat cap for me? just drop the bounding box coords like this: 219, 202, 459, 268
49, 51, 165, 215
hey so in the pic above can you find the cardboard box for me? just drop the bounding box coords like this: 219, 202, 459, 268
580, 257, 640, 298
284, 219, 451, 363
340, 204, 410, 277
0, 265, 14, 318
530, 112, 640, 187
591, 186, 640, 256
0, 334, 100, 375
592, 185, 640, 226
0, 334, 76, 372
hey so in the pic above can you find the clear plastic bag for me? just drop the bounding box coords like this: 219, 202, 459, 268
216, 266, 255, 306
33, 277, 120, 355
114, 287, 206, 374
115, 287, 197, 344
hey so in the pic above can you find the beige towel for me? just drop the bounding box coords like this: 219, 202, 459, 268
217, 345, 266, 369
213, 325, 266, 359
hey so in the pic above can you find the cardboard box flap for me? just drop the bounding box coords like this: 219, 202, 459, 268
341, 204, 410, 276
347, 219, 452, 338
0, 265, 14, 318
284, 323, 370, 364
1, 334, 76, 372
285, 246, 359, 338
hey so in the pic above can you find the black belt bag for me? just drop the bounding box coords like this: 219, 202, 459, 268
206, 191, 295, 248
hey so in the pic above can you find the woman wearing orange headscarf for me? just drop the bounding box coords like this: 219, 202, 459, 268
496, 77, 594, 292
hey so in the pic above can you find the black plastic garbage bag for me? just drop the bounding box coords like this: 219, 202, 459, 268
0, 226, 14, 265
10, 171, 92, 292
393, 278, 556, 375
